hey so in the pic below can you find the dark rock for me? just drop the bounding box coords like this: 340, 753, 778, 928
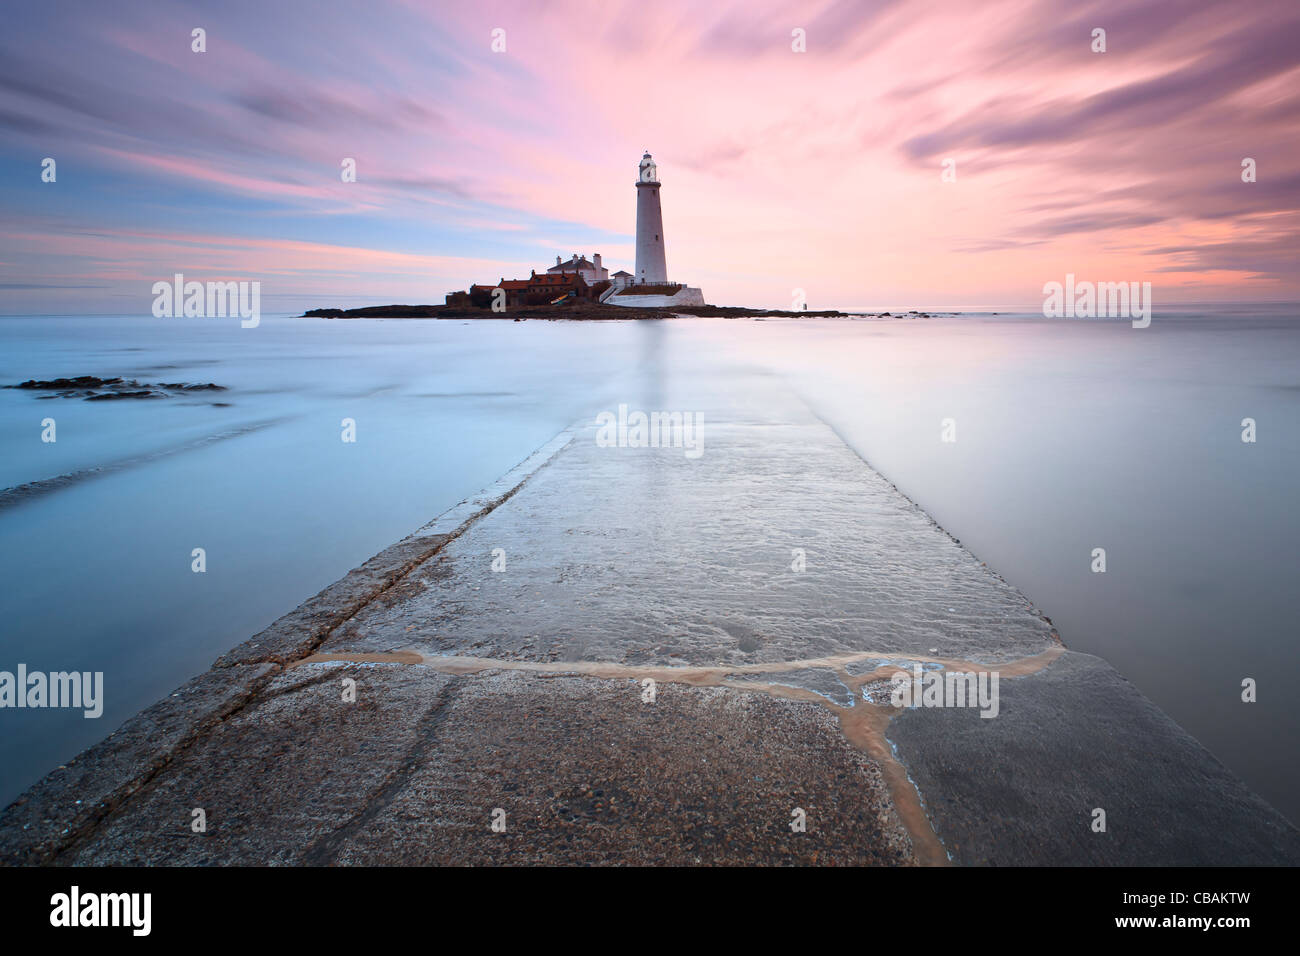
8, 377, 226, 401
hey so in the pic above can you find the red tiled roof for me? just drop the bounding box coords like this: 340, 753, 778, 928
471, 280, 529, 291
469, 273, 589, 295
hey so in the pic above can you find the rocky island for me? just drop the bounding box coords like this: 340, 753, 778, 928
302, 302, 854, 320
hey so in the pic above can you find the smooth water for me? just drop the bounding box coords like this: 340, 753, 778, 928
0, 311, 1296, 822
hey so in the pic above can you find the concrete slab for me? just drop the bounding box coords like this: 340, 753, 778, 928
49, 664, 910, 866
2, 409, 1294, 866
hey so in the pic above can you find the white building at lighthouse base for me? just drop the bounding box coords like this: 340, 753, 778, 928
602, 283, 706, 308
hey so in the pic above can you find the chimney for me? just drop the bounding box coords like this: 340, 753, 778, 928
594, 253, 602, 268
556, 255, 561, 265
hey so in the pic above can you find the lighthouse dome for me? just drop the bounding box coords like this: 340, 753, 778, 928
638, 152, 658, 183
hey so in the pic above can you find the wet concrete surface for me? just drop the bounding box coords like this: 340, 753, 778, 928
319, 418, 1060, 668
1, 406, 1295, 865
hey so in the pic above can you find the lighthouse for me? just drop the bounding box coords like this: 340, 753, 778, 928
634, 152, 668, 284
607, 151, 704, 307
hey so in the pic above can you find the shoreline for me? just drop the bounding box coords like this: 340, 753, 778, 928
1, 415, 1295, 865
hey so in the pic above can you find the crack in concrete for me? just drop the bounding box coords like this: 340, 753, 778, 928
301, 680, 462, 866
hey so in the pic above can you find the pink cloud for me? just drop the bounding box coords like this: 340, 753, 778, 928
3, 0, 1297, 308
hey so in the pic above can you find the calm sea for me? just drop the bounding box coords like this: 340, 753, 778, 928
1, 309, 1296, 821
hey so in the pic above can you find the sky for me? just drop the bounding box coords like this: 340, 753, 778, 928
1, 0, 1298, 314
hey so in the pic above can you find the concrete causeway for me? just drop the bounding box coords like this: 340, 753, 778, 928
2, 402, 1296, 865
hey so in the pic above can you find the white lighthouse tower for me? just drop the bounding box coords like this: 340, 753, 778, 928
634, 152, 668, 284
608, 151, 704, 308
